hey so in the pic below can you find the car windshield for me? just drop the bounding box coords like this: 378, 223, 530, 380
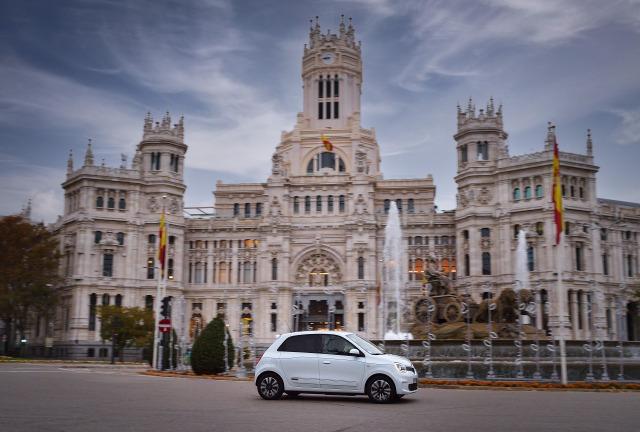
346, 334, 384, 355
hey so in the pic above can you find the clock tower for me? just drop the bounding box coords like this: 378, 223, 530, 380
302, 16, 362, 129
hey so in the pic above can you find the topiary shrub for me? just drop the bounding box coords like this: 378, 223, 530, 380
191, 317, 235, 375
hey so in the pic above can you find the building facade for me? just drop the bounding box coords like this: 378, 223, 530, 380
28, 19, 639, 359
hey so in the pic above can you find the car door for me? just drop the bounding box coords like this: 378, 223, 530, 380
277, 334, 322, 390
318, 334, 365, 391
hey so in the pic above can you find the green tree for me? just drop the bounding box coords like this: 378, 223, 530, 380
0, 216, 61, 355
191, 317, 234, 374
98, 305, 154, 362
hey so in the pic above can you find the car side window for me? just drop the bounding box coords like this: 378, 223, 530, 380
322, 335, 358, 355
278, 334, 322, 353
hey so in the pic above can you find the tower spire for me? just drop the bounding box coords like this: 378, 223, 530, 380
586, 128, 593, 156
84, 139, 94, 166
544, 122, 556, 151
67, 149, 74, 176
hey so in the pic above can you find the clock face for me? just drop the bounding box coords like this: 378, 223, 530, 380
321, 52, 335, 64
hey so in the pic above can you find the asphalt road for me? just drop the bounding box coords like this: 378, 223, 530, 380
1, 362, 639, 432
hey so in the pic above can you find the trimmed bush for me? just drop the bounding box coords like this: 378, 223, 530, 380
191, 317, 235, 375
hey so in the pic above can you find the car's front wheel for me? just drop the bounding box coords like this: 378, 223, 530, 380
366, 376, 396, 404
257, 373, 284, 400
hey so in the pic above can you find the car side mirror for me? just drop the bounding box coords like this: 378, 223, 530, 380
349, 348, 361, 356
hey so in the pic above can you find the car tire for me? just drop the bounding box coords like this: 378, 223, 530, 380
366, 375, 396, 404
257, 373, 284, 400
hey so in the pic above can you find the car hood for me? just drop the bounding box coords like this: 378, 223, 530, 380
370, 353, 413, 366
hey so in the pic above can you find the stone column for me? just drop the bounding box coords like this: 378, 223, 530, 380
535, 290, 543, 329
581, 291, 591, 340
570, 290, 579, 339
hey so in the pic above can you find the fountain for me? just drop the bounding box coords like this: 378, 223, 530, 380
382, 201, 412, 340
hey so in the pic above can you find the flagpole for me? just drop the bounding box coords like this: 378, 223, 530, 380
153, 234, 162, 370
556, 232, 568, 384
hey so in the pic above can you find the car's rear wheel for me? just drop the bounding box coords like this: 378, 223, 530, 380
366, 376, 396, 404
257, 373, 284, 400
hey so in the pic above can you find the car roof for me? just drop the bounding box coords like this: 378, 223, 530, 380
280, 330, 354, 338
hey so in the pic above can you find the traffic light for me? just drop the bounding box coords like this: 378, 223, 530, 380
161, 296, 172, 318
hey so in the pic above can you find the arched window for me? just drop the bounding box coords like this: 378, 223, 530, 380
464, 254, 470, 276
579, 187, 585, 199
320, 152, 335, 169
316, 195, 322, 212
513, 188, 521, 201
96, 196, 104, 208
304, 196, 311, 213
527, 246, 535, 271
334, 74, 339, 97
565, 221, 571, 235
482, 252, 491, 275
147, 257, 155, 279
480, 228, 491, 238
94, 231, 102, 244
148, 234, 156, 244
107, 197, 115, 209
168, 258, 174, 280
103, 253, 113, 277
514, 224, 521, 238
524, 186, 532, 199
116, 232, 125, 245
327, 195, 334, 212
535, 185, 543, 198
536, 222, 544, 235
145, 295, 153, 310
115, 294, 123, 307
243, 261, 252, 283
384, 199, 390, 214
219, 262, 228, 284
244, 203, 251, 217
233, 203, 239, 216
407, 199, 415, 213
414, 258, 424, 275
338, 158, 345, 172
414, 236, 422, 245
118, 198, 126, 210
102, 293, 110, 306
293, 196, 299, 214
570, 185, 575, 197
255, 203, 262, 216
89, 293, 97, 331
441, 258, 450, 274
271, 258, 278, 281
357, 257, 365, 279
441, 236, 449, 245
339, 195, 345, 212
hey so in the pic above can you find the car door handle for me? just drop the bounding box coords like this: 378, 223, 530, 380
322, 361, 331, 364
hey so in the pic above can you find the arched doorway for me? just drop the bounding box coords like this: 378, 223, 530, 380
293, 252, 344, 331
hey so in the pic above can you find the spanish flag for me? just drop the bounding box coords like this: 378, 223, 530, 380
552, 134, 564, 245
321, 134, 333, 152
158, 211, 167, 277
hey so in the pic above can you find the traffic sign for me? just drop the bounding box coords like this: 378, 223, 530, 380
159, 318, 171, 333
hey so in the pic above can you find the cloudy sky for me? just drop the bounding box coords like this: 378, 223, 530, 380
1, 0, 639, 222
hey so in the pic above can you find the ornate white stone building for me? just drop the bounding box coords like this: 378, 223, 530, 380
29, 18, 639, 359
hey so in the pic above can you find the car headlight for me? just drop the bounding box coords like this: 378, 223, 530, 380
394, 362, 408, 373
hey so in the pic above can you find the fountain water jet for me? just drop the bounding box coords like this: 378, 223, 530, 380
383, 201, 412, 340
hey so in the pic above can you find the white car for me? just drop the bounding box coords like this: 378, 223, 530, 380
254, 331, 418, 403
